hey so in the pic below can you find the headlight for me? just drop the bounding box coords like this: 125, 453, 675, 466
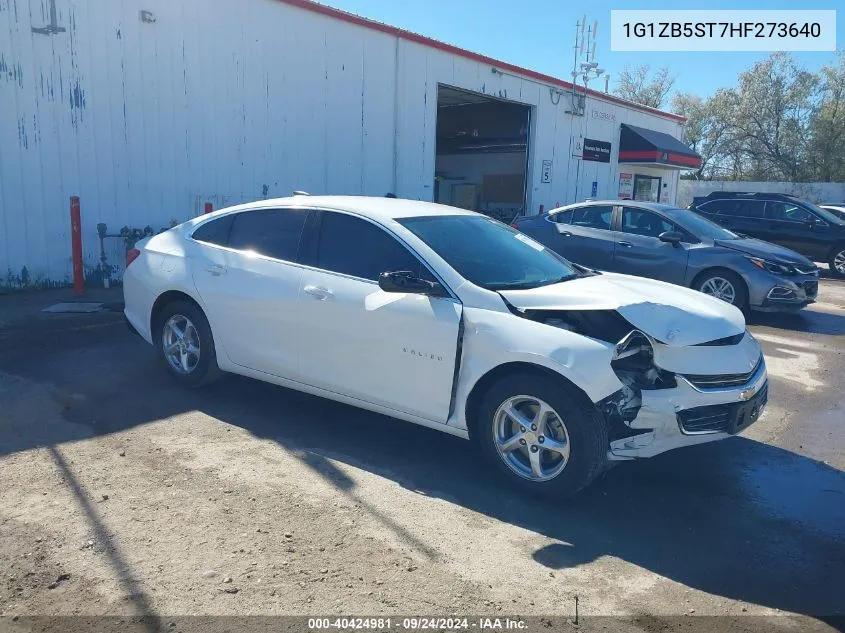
611, 331, 676, 390
746, 256, 793, 275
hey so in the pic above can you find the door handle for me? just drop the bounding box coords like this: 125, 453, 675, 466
205, 264, 227, 276
304, 285, 333, 300
616, 241, 633, 248
560, 230, 573, 237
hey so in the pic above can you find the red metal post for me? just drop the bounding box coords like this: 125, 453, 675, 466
204, 202, 213, 214
70, 196, 84, 296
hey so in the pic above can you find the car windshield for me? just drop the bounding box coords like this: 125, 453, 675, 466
665, 208, 741, 241
398, 215, 580, 291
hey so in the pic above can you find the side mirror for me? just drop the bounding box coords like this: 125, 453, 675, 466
658, 231, 683, 246
378, 270, 447, 297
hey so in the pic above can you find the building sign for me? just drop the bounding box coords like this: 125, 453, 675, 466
541, 160, 552, 183
618, 172, 633, 199
591, 109, 617, 123
591, 181, 598, 197
582, 138, 611, 163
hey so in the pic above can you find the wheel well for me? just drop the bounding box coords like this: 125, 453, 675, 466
150, 290, 203, 337
691, 266, 748, 296
829, 241, 845, 260
464, 362, 594, 440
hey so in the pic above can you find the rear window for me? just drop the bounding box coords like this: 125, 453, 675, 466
228, 208, 307, 261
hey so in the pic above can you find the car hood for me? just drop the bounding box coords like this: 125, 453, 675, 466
713, 237, 814, 266
499, 272, 745, 347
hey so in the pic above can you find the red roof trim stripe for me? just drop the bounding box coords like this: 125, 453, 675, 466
619, 150, 702, 168
277, 0, 687, 124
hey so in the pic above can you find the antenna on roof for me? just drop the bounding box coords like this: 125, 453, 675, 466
293, 190, 310, 196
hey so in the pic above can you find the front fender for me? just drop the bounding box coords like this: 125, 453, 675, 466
447, 307, 623, 431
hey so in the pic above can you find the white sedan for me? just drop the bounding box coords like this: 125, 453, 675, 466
124, 195, 768, 497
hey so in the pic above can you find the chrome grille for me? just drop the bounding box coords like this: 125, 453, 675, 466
681, 357, 762, 389
793, 265, 818, 275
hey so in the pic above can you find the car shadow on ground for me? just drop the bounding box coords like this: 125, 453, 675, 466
1, 317, 844, 624
748, 308, 845, 335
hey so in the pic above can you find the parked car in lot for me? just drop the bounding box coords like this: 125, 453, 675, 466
688, 192, 845, 278
820, 204, 845, 222
124, 196, 767, 498
512, 200, 819, 313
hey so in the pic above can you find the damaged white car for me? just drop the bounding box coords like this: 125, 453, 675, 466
124, 196, 768, 497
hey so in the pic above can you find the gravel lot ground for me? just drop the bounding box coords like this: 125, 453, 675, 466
1, 277, 844, 633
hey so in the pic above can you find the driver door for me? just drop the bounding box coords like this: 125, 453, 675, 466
296, 210, 462, 423
612, 207, 690, 284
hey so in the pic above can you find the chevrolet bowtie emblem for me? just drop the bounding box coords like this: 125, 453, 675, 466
739, 387, 757, 401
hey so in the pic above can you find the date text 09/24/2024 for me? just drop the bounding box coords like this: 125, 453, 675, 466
308, 617, 527, 630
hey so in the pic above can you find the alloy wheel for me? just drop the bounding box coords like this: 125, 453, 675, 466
492, 395, 571, 482
700, 277, 737, 304
162, 314, 201, 374
834, 249, 845, 275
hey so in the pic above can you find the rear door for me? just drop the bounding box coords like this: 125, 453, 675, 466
189, 207, 308, 378
612, 207, 691, 285
763, 200, 829, 259
546, 205, 617, 270
296, 210, 462, 423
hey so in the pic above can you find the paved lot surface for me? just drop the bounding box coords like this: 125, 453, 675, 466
1, 280, 844, 632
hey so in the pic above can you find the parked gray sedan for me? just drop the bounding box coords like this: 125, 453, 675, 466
512, 200, 819, 313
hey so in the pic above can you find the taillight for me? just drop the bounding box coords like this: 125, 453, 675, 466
126, 248, 141, 267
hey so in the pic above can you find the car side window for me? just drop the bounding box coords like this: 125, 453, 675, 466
734, 200, 766, 218
569, 206, 613, 230
548, 209, 574, 224
316, 212, 432, 282
227, 208, 308, 261
620, 208, 675, 238
192, 215, 234, 246
765, 201, 814, 223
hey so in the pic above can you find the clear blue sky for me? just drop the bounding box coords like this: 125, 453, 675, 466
318, 0, 842, 108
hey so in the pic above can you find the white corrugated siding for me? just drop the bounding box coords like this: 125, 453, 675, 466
0, 0, 684, 284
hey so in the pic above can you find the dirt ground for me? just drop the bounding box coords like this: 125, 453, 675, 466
1, 280, 844, 633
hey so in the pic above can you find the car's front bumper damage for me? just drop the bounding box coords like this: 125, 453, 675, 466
605, 352, 768, 460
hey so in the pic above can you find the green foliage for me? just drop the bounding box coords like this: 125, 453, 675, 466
673, 51, 845, 182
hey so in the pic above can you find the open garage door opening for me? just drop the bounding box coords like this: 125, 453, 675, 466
434, 86, 531, 224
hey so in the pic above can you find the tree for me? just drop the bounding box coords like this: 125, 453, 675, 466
732, 52, 819, 181
808, 51, 845, 182
614, 65, 675, 109
672, 91, 738, 180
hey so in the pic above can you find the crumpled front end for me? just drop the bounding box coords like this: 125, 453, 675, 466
601, 330, 767, 460
498, 274, 768, 460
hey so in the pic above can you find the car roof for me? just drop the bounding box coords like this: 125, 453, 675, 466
553, 200, 678, 213
211, 195, 479, 221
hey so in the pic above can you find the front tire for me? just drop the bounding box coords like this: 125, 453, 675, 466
829, 244, 845, 279
695, 269, 749, 314
474, 373, 608, 498
155, 300, 221, 387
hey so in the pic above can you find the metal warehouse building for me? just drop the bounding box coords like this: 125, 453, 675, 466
0, 0, 700, 286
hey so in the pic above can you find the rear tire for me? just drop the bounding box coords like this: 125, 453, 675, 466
154, 300, 221, 387
829, 244, 845, 279
473, 372, 608, 498
695, 269, 749, 314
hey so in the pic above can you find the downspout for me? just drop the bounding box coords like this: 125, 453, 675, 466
392, 36, 400, 195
